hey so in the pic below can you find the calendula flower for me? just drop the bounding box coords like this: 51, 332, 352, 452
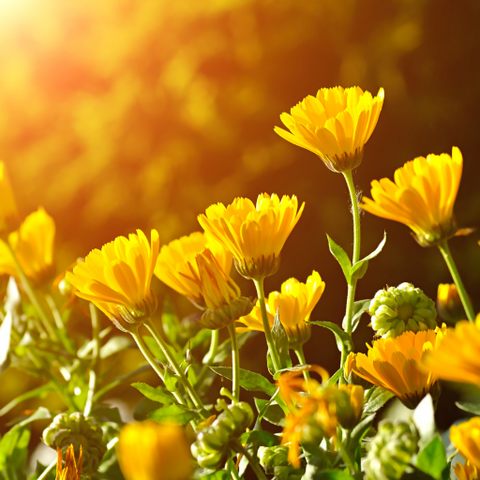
455, 461, 480, 480
118, 421, 193, 480
237, 271, 325, 347
154, 231, 232, 308
0, 207, 55, 286
274, 86, 385, 173
0, 162, 20, 235
56, 445, 82, 480
347, 327, 446, 409
66, 230, 159, 332
451, 418, 480, 469
184, 249, 253, 329
422, 314, 480, 386
437, 283, 465, 323
361, 147, 463, 247
198, 193, 304, 280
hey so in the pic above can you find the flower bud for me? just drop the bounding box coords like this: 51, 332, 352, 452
437, 283, 465, 324
337, 385, 364, 429
43, 412, 106, 476
364, 419, 419, 480
258, 445, 289, 473
369, 282, 437, 338
344, 352, 374, 389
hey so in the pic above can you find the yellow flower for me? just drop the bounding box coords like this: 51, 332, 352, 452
451, 418, 480, 469
154, 231, 232, 308
117, 421, 193, 480
422, 314, 480, 386
274, 86, 385, 173
0, 162, 20, 235
198, 193, 304, 280
361, 147, 462, 247
348, 327, 446, 409
454, 461, 480, 480
237, 271, 325, 347
0, 207, 55, 286
56, 445, 82, 480
67, 229, 159, 332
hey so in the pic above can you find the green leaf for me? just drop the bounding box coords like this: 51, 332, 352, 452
455, 401, 480, 415
342, 299, 371, 332
325, 368, 343, 387
350, 414, 375, 447
350, 232, 387, 279
363, 387, 394, 414
131, 382, 175, 404
271, 309, 292, 369
201, 471, 229, 480
143, 335, 167, 363
148, 404, 197, 424
415, 436, 447, 480
213, 332, 254, 364
413, 394, 436, 447
240, 430, 279, 447
0, 426, 30, 471
164, 369, 179, 393
254, 398, 285, 427
308, 321, 353, 354
327, 235, 352, 285
210, 367, 276, 396
100, 335, 133, 358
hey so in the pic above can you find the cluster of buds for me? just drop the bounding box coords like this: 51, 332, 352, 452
42, 412, 107, 476
364, 420, 419, 480
191, 399, 254, 469
369, 282, 437, 338
258, 445, 303, 480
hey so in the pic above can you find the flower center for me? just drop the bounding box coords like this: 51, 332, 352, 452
397, 304, 414, 322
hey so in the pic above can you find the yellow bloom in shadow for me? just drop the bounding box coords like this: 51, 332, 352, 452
56, 445, 82, 480
0, 162, 20, 235
451, 418, 480, 469
198, 193, 304, 280
0, 207, 55, 286
154, 231, 232, 308
67, 229, 159, 332
422, 314, 480, 386
347, 327, 446, 409
117, 421, 192, 480
274, 86, 385, 173
361, 147, 462, 247
237, 271, 325, 347
454, 460, 480, 480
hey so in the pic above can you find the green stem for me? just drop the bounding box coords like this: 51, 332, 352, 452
145, 318, 209, 419
438, 240, 475, 322
37, 458, 57, 480
253, 278, 281, 373
233, 443, 268, 480
293, 345, 310, 381
227, 323, 240, 401
196, 329, 219, 387
338, 441, 358, 475
84, 303, 100, 416
227, 458, 241, 480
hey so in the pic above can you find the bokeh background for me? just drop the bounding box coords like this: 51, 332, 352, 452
1, 0, 480, 449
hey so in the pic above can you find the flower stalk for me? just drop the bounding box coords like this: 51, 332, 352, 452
227, 322, 240, 401
84, 303, 100, 416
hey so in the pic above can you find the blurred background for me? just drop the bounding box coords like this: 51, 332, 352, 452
1, 0, 480, 445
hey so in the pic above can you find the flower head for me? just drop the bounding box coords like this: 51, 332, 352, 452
0, 162, 20, 235
118, 421, 193, 480
155, 231, 232, 308
0, 207, 56, 286
422, 314, 480, 386
274, 86, 385, 173
67, 230, 159, 332
237, 271, 325, 347
347, 327, 446, 409
361, 147, 463, 247
451, 418, 480, 469
455, 461, 480, 480
198, 193, 304, 280
56, 445, 82, 480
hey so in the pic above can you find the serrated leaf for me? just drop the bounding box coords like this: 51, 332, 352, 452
131, 382, 175, 404
254, 398, 285, 427
272, 309, 291, 369
164, 369, 179, 393
100, 336, 133, 358
210, 367, 276, 396
415, 436, 447, 480
342, 299, 371, 331
213, 332, 254, 364
148, 404, 197, 424
455, 401, 480, 415
363, 387, 394, 414
327, 235, 352, 285
350, 232, 387, 278
308, 321, 353, 354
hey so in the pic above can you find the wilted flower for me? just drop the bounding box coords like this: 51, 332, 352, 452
450, 418, 480, 469
56, 445, 82, 480
347, 327, 446, 409
66, 230, 159, 332
437, 283, 465, 323
0, 162, 20, 235
274, 86, 385, 173
454, 460, 479, 480
364, 420, 419, 480
361, 147, 463, 247
198, 193, 304, 280
155, 231, 232, 308
422, 315, 480, 386
0, 207, 56, 286
118, 421, 193, 480
237, 271, 325, 347
369, 282, 437, 338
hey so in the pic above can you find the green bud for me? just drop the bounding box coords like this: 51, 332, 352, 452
42, 412, 107, 476
364, 419, 419, 480
369, 282, 437, 338
258, 445, 289, 474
